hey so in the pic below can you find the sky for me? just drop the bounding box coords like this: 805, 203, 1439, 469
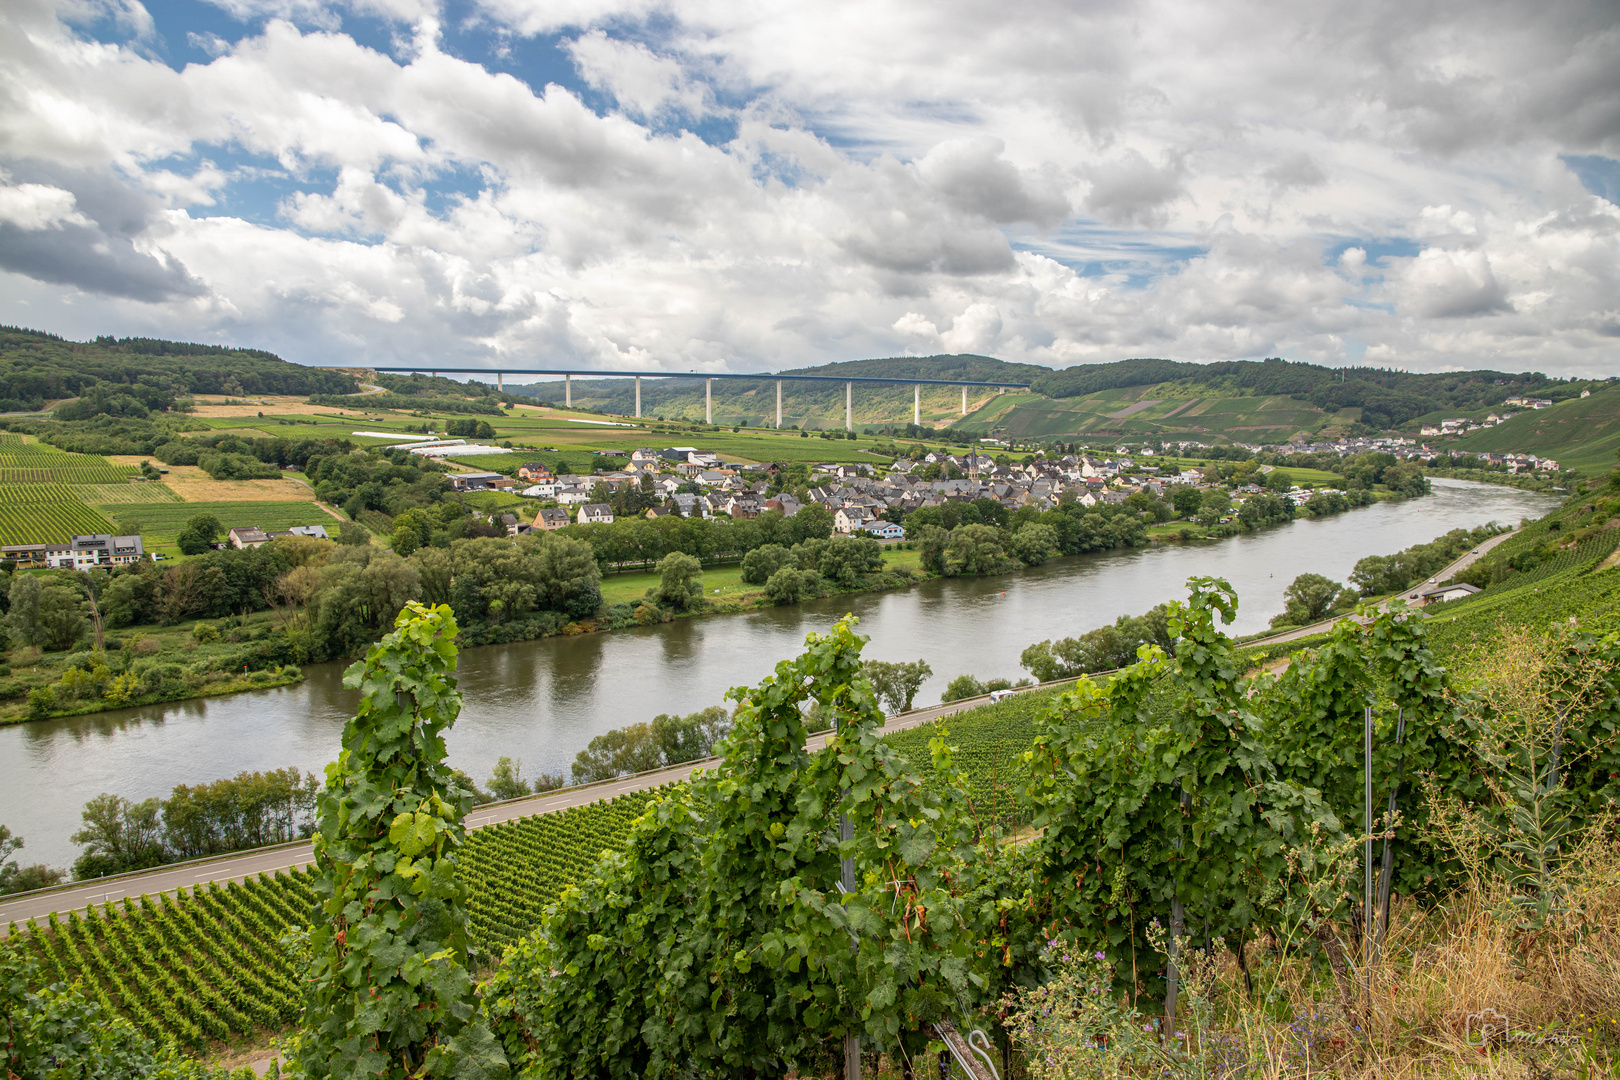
1, 0, 1618, 379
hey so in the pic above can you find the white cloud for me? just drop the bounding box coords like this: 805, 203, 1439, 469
0, 178, 93, 229
0, 0, 1616, 376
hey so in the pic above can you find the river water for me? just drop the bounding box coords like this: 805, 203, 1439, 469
1, 479, 1559, 867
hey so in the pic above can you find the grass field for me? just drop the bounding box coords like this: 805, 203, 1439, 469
103, 501, 339, 545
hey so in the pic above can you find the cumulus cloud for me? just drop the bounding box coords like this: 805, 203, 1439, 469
0, 0, 1616, 375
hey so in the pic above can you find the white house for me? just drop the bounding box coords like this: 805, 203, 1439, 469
577, 503, 615, 525
863, 521, 905, 540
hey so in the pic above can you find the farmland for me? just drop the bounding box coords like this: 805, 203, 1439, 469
100, 500, 340, 545
4, 789, 662, 1049
0, 439, 138, 544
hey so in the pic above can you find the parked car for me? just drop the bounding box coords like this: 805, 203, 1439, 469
989, 688, 1016, 703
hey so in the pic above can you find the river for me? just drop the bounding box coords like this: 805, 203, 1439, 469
0, 478, 1559, 867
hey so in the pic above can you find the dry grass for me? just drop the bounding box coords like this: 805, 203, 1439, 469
149, 465, 316, 502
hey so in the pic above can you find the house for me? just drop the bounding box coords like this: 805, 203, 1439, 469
534, 508, 572, 531
284, 525, 329, 540
227, 526, 271, 549
1418, 582, 1481, 604
577, 503, 615, 525
834, 506, 875, 533
448, 471, 505, 492
67, 534, 145, 566
630, 448, 663, 467
1, 543, 71, 569
863, 521, 905, 540
645, 506, 675, 519
520, 480, 560, 498
517, 462, 553, 480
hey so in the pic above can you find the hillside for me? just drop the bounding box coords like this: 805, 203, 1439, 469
0, 326, 357, 415
1446, 382, 1620, 474
1028, 356, 1601, 429
953, 386, 1342, 444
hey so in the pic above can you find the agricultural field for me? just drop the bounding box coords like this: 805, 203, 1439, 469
0, 440, 139, 543
102, 500, 340, 545
3, 790, 662, 1049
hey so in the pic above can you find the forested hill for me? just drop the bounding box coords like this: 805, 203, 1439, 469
0, 325, 357, 415
1029, 356, 1597, 429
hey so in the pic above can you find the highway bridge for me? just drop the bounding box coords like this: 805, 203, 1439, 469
359, 365, 1032, 430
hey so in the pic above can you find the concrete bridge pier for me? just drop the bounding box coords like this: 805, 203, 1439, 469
961, 385, 967, 415
776, 379, 783, 428
914, 384, 920, 426
565, 374, 571, 407
497, 372, 503, 393
845, 381, 853, 431
705, 378, 713, 424
635, 375, 641, 418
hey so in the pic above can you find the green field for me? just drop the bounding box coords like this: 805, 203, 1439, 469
101, 501, 338, 544
0, 502, 116, 544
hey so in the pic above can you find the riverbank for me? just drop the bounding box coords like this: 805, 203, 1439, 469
0, 487, 1420, 727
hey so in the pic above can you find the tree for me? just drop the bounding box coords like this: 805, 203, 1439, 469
36, 585, 87, 652
176, 514, 224, 555
940, 523, 1018, 577
296, 602, 508, 1080
648, 551, 702, 611
1171, 485, 1204, 519
487, 756, 531, 801
1009, 522, 1059, 565
390, 524, 421, 556
6, 573, 42, 647
1269, 572, 1343, 629
1196, 488, 1230, 528
740, 543, 795, 585
70, 794, 165, 879
337, 522, 371, 546
816, 535, 883, 586
861, 658, 933, 713
762, 566, 816, 604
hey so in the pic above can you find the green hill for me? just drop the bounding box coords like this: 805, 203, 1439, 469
0, 325, 357, 415
1447, 383, 1620, 474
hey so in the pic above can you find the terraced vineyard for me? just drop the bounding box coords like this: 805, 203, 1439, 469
77, 481, 184, 505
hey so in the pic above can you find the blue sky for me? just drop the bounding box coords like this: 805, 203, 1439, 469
1, 0, 1617, 375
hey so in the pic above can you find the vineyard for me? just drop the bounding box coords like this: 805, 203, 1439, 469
0, 499, 116, 543
77, 480, 184, 505
0, 440, 144, 543
0, 693, 1046, 1052
103, 500, 338, 543
2, 788, 665, 1049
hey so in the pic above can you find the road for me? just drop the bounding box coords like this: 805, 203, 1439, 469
0, 691, 1015, 932
2, 528, 1519, 931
